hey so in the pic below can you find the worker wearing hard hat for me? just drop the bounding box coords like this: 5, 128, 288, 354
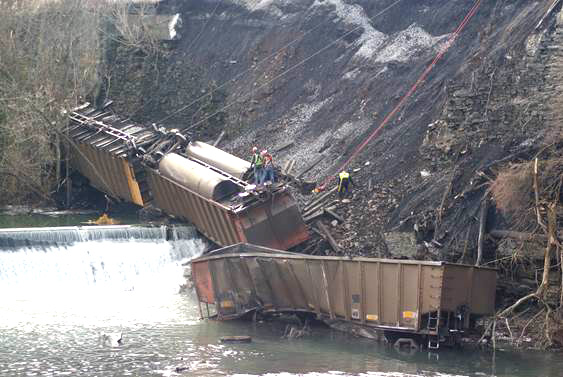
250, 146, 263, 183
337, 170, 354, 198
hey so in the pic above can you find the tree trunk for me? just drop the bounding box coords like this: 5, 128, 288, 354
538, 204, 557, 298
55, 132, 61, 186
476, 197, 488, 266
560, 246, 563, 307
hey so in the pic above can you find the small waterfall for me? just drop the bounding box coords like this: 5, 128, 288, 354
0, 224, 207, 297
0, 225, 171, 249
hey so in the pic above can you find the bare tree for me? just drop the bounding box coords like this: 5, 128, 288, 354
0, 0, 163, 205
489, 139, 562, 348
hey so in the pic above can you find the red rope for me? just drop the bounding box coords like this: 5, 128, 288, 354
319, 0, 482, 190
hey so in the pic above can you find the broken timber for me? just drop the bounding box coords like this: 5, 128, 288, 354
275, 140, 294, 152
296, 154, 324, 179
303, 186, 337, 213
212, 131, 225, 147
316, 220, 340, 253
324, 208, 344, 223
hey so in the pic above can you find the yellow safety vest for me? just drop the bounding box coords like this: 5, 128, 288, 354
338, 171, 350, 192
253, 154, 263, 167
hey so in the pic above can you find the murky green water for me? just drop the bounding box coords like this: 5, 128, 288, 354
0, 208, 139, 228
0, 219, 562, 377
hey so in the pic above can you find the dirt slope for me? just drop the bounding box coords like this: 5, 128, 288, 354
108, 0, 559, 261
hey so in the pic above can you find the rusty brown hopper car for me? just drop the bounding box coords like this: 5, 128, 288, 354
66, 103, 309, 250
147, 153, 309, 249
192, 243, 497, 348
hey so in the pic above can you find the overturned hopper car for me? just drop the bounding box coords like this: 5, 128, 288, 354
66, 102, 309, 250
192, 243, 497, 349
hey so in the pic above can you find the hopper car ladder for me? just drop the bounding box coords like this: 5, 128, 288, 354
427, 310, 441, 350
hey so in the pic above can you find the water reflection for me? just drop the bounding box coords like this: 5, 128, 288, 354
0, 210, 139, 229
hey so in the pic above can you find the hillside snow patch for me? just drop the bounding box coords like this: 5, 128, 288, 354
374, 24, 449, 63
312, 0, 386, 60
231, 0, 287, 17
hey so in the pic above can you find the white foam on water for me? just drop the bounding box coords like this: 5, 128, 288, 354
0, 226, 206, 298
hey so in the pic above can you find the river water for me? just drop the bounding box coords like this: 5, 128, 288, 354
0, 220, 562, 377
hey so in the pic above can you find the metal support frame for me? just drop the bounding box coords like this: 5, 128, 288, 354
340, 261, 351, 321
321, 261, 335, 319
305, 259, 322, 319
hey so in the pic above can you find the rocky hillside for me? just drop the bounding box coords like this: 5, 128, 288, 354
105, 0, 560, 262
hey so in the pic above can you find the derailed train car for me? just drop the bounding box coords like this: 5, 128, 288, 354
66, 103, 309, 250
192, 243, 497, 349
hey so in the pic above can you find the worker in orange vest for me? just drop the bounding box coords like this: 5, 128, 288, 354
261, 150, 274, 185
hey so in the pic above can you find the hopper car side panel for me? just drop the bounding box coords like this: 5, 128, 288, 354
146, 168, 308, 250
192, 261, 215, 303
72, 144, 143, 205
441, 265, 496, 316
192, 245, 498, 341
146, 169, 243, 246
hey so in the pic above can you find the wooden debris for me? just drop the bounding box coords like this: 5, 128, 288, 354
286, 159, 296, 175
175, 366, 190, 373
282, 160, 292, 175
302, 203, 339, 222
296, 154, 324, 179
302, 186, 336, 212
436, 167, 457, 228
310, 225, 324, 239
220, 335, 252, 343
535, 0, 562, 30
325, 208, 344, 223
300, 239, 320, 255
213, 131, 225, 147
302, 202, 326, 218
303, 209, 325, 223
316, 220, 340, 253
282, 159, 296, 176
276, 140, 294, 152
489, 229, 552, 243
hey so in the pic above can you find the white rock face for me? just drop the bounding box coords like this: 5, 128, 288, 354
232, 0, 287, 10
312, 0, 386, 60
234, 0, 448, 64
312, 0, 448, 63
231, 0, 287, 17
169, 13, 181, 39
374, 24, 449, 63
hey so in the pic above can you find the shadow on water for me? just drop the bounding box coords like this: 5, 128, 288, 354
185, 317, 563, 377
